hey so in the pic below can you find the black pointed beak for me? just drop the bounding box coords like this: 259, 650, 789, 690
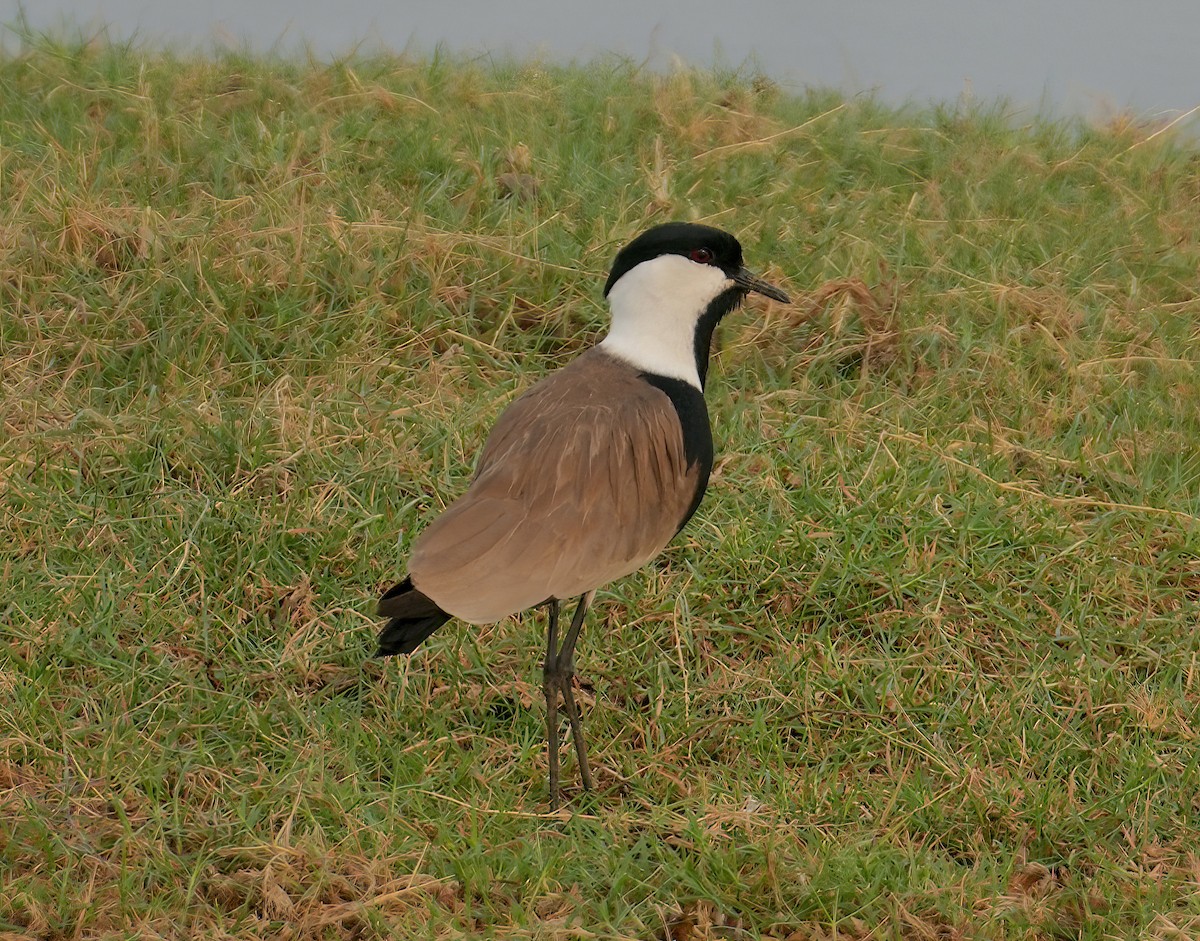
733, 267, 790, 304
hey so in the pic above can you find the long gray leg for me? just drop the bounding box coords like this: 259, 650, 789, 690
557, 592, 595, 792
542, 599, 561, 809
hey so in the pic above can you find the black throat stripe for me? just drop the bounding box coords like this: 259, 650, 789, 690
692, 287, 745, 388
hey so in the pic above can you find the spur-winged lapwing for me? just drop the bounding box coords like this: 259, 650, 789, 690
376, 222, 789, 807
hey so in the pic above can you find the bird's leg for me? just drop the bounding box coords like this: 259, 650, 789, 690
542, 592, 595, 807
557, 591, 595, 793
542, 598, 562, 810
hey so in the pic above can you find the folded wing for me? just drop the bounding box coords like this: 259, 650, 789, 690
408, 350, 702, 624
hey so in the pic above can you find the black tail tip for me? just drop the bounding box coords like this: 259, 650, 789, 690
375, 612, 450, 657
375, 576, 451, 656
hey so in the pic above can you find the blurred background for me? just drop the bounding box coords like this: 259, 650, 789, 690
6, 0, 1199, 122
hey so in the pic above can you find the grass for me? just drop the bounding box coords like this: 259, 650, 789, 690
2, 36, 1200, 939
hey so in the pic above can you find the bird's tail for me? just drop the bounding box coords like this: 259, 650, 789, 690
375, 576, 451, 656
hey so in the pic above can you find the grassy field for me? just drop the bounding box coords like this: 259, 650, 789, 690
3, 38, 1200, 940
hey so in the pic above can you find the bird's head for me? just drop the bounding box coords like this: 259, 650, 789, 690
600, 222, 789, 390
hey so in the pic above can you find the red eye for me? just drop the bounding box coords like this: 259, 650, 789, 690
689, 247, 715, 264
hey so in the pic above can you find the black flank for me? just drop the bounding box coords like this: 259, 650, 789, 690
640, 373, 713, 534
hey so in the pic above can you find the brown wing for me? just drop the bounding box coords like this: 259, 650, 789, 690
407, 349, 701, 624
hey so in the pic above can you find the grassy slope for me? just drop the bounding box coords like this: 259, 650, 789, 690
2, 41, 1200, 939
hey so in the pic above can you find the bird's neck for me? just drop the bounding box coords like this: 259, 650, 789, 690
598, 256, 741, 391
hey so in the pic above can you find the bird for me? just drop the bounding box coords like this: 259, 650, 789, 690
375, 221, 789, 808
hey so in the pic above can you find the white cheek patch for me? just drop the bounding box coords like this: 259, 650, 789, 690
599, 254, 732, 389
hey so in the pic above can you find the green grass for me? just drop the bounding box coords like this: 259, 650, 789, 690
3, 37, 1200, 939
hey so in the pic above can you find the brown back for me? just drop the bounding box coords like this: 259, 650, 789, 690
408, 349, 702, 623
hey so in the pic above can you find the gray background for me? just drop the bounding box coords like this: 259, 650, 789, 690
6, 1, 1198, 121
